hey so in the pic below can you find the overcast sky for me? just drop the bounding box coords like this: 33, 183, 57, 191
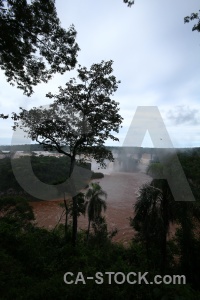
0, 0, 200, 148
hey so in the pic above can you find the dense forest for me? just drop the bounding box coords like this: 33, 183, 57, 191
0, 155, 95, 199
0, 149, 200, 299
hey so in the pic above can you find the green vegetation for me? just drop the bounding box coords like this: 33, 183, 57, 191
91, 172, 104, 179
0, 144, 47, 152
184, 10, 200, 33
0, 156, 92, 199
85, 182, 107, 241
130, 149, 200, 290
0, 193, 200, 299
0, 0, 79, 97
0, 149, 200, 298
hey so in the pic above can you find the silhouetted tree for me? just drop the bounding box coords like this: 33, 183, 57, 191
0, 0, 79, 97
85, 182, 107, 241
132, 153, 200, 273
184, 10, 200, 33
131, 179, 175, 272
15, 60, 122, 246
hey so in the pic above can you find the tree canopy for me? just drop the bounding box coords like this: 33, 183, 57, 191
123, 0, 134, 7
184, 10, 200, 33
15, 59, 123, 246
0, 0, 79, 96
0, 0, 134, 99
15, 60, 123, 169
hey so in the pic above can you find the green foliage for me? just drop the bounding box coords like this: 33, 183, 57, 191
131, 179, 176, 272
131, 150, 200, 279
151, 284, 200, 300
177, 149, 200, 191
30, 155, 70, 185
15, 60, 123, 168
0, 156, 71, 198
0, 157, 22, 193
91, 172, 104, 179
0, 143, 45, 151
184, 10, 200, 33
147, 161, 164, 178
90, 216, 118, 246
85, 182, 107, 231
0, 195, 200, 299
174, 227, 200, 289
0, 196, 35, 225
123, 0, 135, 7
85, 182, 107, 240
0, 0, 79, 96
63, 192, 87, 218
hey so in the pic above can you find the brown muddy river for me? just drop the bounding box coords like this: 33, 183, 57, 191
31, 171, 152, 245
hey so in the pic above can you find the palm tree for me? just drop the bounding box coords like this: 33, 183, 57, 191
131, 179, 176, 272
133, 153, 200, 273
85, 182, 107, 241
174, 200, 200, 284
133, 157, 178, 272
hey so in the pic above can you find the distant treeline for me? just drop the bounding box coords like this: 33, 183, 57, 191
1, 144, 199, 154
0, 144, 45, 152
0, 144, 70, 152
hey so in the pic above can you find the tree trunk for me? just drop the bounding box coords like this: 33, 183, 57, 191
63, 155, 78, 246
87, 219, 91, 242
180, 209, 194, 283
161, 230, 167, 274
161, 185, 169, 273
72, 195, 78, 247
69, 156, 76, 177
69, 156, 78, 247
63, 194, 68, 241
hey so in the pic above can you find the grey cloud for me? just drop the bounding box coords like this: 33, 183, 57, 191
167, 106, 199, 125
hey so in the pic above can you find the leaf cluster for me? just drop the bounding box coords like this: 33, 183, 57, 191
16, 60, 123, 167
0, 196, 199, 299
123, 0, 134, 7
0, 0, 79, 95
184, 10, 200, 32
